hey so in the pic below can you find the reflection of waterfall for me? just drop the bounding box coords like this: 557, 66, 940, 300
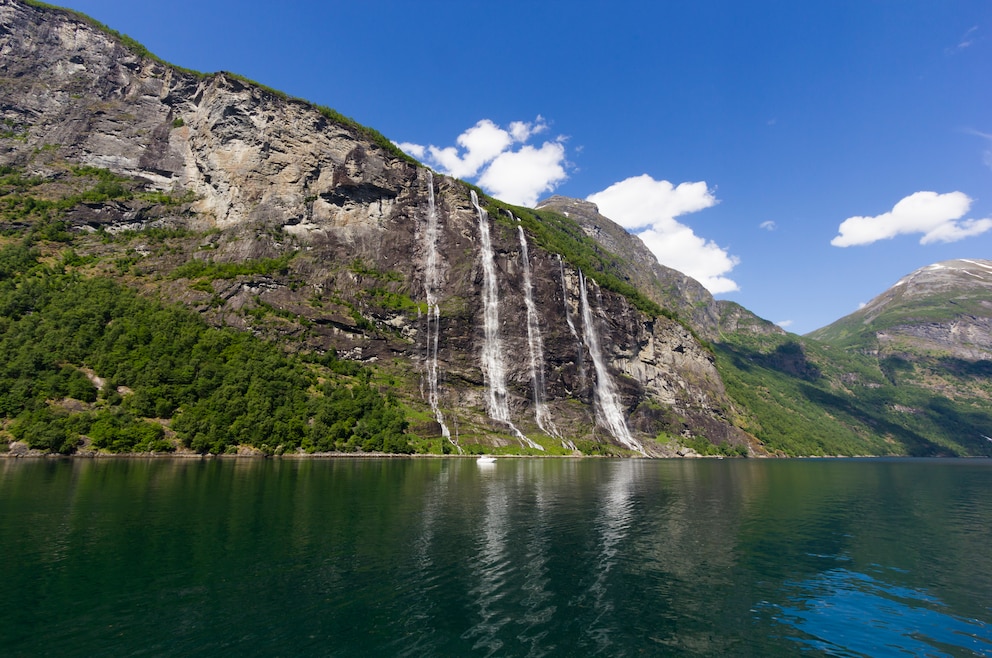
578, 271, 643, 453
515, 218, 558, 441
422, 171, 455, 449
518, 462, 557, 654
395, 464, 448, 657
585, 461, 640, 652
462, 473, 512, 654
470, 191, 541, 450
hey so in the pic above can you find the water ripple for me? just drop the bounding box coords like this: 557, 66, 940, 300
760, 566, 992, 657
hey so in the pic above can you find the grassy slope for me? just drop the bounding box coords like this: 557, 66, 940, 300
714, 330, 992, 457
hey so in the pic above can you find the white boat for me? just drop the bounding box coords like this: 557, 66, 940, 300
477, 456, 497, 465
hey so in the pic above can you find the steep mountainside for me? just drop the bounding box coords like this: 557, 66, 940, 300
712, 260, 992, 457
0, 0, 754, 456
536, 196, 785, 342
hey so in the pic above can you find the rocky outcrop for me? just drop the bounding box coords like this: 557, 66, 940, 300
0, 0, 756, 454
717, 301, 786, 338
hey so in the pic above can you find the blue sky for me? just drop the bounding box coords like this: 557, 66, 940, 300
54, 0, 992, 334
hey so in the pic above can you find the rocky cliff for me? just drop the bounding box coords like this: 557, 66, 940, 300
0, 0, 755, 455
536, 196, 785, 342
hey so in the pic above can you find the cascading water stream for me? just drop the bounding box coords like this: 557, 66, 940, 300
513, 213, 559, 441
470, 191, 542, 450
422, 171, 456, 450
558, 255, 586, 411
557, 255, 581, 342
578, 271, 644, 454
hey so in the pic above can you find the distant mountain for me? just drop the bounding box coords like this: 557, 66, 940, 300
806, 258, 992, 407
809, 259, 992, 359
714, 259, 992, 457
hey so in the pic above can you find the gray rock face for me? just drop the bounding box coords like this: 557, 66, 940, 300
0, 0, 754, 453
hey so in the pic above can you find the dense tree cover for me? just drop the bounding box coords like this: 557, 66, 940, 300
0, 241, 411, 454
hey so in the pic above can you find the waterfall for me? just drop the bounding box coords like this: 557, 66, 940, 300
422, 171, 456, 450
470, 191, 542, 451
558, 255, 586, 419
515, 218, 558, 440
578, 271, 643, 454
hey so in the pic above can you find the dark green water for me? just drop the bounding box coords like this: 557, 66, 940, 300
1, 458, 990, 656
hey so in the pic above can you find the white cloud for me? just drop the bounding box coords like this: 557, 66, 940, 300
398, 117, 568, 206
760, 220, 776, 231
947, 25, 979, 54
426, 119, 513, 179
776, 320, 794, 328
587, 174, 740, 294
831, 191, 992, 247
477, 141, 567, 208
394, 142, 425, 159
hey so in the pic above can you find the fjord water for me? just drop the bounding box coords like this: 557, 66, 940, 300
2, 459, 990, 656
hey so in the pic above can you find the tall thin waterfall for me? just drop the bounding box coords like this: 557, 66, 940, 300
422, 171, 454, 448
558, 254, 587, 402
470, 191, 542, 450
578, 271, 643, 454
515, 216, 558, 440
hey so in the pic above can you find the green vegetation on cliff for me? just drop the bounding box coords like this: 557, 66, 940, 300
0, 164, 416, 455
714, 331, 992, 457
0, 242, 412, 455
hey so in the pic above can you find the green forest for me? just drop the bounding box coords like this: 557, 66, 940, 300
0, 238, 414, 455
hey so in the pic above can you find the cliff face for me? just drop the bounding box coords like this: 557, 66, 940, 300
0, 0, 754, 454
536, 196, 785, 342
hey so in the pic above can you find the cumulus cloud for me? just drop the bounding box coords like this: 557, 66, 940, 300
776, 320, 794, 328
831, 191, 992, 247
395, 142, 425, 159
587, 174, 740, 294
397, 117, 568, 206
760, 220, 776, 231
477, 142, 567, 208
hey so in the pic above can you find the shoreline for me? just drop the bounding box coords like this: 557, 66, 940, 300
2, 450, 977, 460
